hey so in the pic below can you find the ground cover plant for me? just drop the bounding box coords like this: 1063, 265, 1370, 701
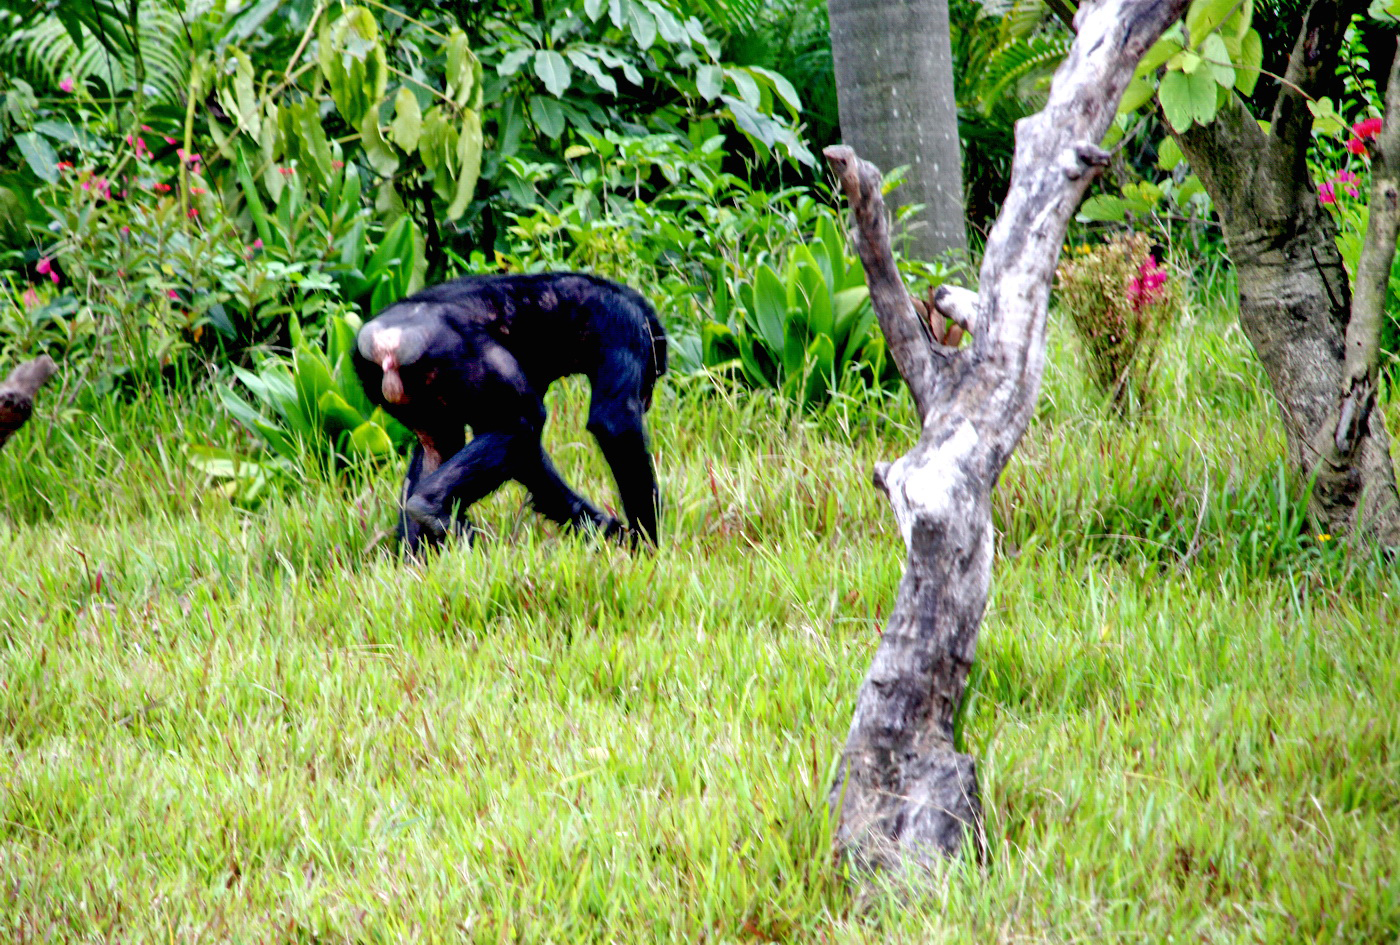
2, 280, 1397, 941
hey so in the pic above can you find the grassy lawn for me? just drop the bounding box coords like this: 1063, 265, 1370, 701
2, 298, 1397, 942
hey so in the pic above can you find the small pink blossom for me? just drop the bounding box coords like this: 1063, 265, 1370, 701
59, 77, 75, 93
57, 161, 73, 173
141, 124, 152, 132
36, 258, 59, 285
164, 136, 178, 145
278, 166, 295, 176
252, 238, 263, 249
121, 226, 130, 236
126, 134, 149, 160
1319, 181, 1336, 205
1126, 254, 1167, 312
22, 287, 39, 309
188, 207, 198, 218
1346, 137, 1369, 157
168, 289, 180, 300
153, 182, 172, 193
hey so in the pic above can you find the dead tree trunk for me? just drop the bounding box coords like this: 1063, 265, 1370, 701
825, 0, 1189, 871
1173, 1, 1400, 545
0, 355, 58, 451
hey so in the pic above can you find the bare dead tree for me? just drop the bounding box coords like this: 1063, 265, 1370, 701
824, 0, 1190, 871
0, 356, 58, 451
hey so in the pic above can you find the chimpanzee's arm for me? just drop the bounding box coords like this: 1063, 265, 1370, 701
587, 348, 661, 544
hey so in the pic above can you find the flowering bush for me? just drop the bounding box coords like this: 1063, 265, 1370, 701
1055, 233, 1181, 413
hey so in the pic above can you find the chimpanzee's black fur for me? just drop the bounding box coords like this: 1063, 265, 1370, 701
353, 271, 667, 553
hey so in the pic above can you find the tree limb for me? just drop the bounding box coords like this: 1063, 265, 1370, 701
0, 355, 58, 451
1335, 39, 1400, 456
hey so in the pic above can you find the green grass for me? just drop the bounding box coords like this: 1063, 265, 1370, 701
1, 298, 1398, 942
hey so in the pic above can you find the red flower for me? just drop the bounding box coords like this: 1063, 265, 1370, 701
36, 257, 59, 285
1319, 181, 1337, 205
57, 161, 73, 173
1353, 117, 1383, 140
153, 182, 172, 193
1346, 137, 1369, 157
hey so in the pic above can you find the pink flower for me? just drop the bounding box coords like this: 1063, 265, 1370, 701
57, 161, 73, 173
1336, 169, 1359, 185
36, 258, 59, 285
1346, 185, 1360, 197
59, 77, 75, 93
278, 166, 295, 176
1346, 137, 1369, 157
141, 124, 152, 132
252, 238, 263, 249
1126, 254, 1167, 312
22, 287, 38, 309
121, 225, 130, 236
153, 182, 171, 193
188, 207, 198, 218
1319, 181, 1336, 204
164, 136, 178, 145
126, 134, 149, 160
168, 289, 180, 300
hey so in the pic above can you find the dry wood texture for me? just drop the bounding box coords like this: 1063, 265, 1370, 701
824, 0, 1191, 870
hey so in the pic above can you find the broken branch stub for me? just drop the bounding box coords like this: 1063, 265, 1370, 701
0, 355, 58, 451
823, 0, 1191, 873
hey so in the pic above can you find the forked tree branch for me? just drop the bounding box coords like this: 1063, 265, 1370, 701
823, 0, 1191, 872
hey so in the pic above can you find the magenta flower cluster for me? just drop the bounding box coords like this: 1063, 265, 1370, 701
1126, 254, 1167, 313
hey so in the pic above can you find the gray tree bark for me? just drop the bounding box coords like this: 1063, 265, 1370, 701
827, 0, 968, 263
825, 0, 1190, 872
1173, 0, 1400, 545
0, 355, 57, 451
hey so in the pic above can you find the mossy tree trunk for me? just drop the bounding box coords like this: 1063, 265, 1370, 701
1173, 0, 1400, 544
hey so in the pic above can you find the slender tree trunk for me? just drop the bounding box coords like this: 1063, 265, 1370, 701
827, 0, 968, 262
824, 0, 1190, 871
0, 355, 58, 451
1174, 1, 1400, 544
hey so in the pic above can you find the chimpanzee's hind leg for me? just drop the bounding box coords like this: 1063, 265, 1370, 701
587, 350, 660, 544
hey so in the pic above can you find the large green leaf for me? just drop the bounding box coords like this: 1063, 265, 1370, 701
317, 389, 365, 433
446, 110, 483, 221
802, 334, 836, 407
14, 133, 58, 183
1235, 28, 1263, 96
349, 421, 395, 457
1185, 0, 1236, 46
1158, 70, 1195, 132
390, 87, 422, 151
750, 265, 788, 355
781, 309, 806, 378
534, 50, 572, 97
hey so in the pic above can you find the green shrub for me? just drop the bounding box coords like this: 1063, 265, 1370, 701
213, 313, 412, 490
1055, 233, 1181, 413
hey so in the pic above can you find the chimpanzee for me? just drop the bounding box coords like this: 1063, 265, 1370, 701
353, 271, 667, 554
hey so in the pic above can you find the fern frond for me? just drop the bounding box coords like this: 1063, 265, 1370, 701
1, 2, 189, 104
